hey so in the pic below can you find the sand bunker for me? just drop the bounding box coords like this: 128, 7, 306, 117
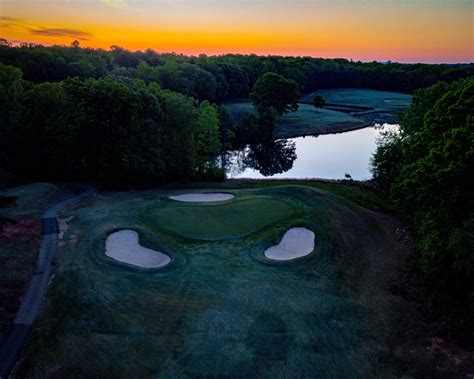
105, 230, 171, 268
169, 193, 234, 202
264, 227, 315, 261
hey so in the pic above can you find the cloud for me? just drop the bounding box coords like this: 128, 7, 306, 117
1, 16, 93, 41
99, 0, 129, 9
29, 28, 93, 40
0, 16, 21, 28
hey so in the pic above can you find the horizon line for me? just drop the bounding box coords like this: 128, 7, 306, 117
3, 39, 473, 66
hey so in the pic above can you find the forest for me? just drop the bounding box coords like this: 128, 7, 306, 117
1, 43, 473, 185
1, 42, 473, 97
371, 77, 474, 342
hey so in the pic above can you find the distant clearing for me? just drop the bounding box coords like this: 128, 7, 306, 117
225, 99, 369, 138
301, 88, 411, 112
225, 88, 411, 138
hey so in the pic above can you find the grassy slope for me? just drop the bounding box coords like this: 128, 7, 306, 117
225, 99, 369, 138
302, 88, 412, 112
0, 183, 76, 339
14, 184, 442, 377
303, 88, 412, 124
182, 179, 393, 213
150, 197, 296, 240
8, 182, 469, 377
225, 89, 411, 138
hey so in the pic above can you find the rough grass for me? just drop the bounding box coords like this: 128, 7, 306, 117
0, 182, 78, 218
16, 185, 416, 377
0, 183, 76, 339
147, 197, 296, 240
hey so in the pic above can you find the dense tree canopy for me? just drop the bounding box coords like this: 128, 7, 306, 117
371, 77, 474, 341
0, 63, 223, 184
250, 72, 300, 115
0, 63, 25, 180
1, 44, 473, 102
194, 101, 222, 177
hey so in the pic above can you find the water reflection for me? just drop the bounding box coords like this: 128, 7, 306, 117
226, 139, 297, 177
227, 124, 398, 181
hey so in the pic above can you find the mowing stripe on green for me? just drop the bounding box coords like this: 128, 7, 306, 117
149, 197, 296, 240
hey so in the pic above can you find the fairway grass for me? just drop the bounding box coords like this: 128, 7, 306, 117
225, 89, 411, 138
302, 88, 411, 112
225, 99, 368, 138
16, 185, 425, 377
148, 197, 296, 240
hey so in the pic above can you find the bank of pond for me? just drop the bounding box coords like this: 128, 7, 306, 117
227, 124, 399, 181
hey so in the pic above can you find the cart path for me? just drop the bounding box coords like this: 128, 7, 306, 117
0, 185, 95, 379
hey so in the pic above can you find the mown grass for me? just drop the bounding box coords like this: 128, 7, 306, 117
148, 197, 296, 240
225, 89, 411, 137
17, 185, 409, 377
302, 88, 412, 112
225, 99, 367, 138
184, 179, 392, 213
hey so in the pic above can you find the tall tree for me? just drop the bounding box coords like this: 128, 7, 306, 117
250, 72, 300, 115
312, 95, 326, 112
160, 91, 197, 180
0, 63, 25, 177
194, 101, 222, 176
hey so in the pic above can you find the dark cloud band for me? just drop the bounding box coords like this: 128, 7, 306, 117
29, 28, 92, 40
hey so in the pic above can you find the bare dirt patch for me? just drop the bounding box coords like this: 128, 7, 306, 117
0, 219, 41, 243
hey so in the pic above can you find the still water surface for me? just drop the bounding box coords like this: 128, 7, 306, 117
228, 124, 398, 181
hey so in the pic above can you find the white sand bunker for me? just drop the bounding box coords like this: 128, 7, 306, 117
106, 230, 171, 268
169, 193, 234, 202
264, 227, 315, 261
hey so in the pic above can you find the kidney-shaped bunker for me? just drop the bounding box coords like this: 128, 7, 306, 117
264, 227, 315, 261
106, 230, 171, 268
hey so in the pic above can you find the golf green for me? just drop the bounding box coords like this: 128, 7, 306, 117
149, 197, 296, 240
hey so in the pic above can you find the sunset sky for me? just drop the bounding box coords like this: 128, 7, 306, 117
1, 0, 473, 63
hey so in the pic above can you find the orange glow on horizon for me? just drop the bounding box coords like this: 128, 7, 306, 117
1, 0, 473, 63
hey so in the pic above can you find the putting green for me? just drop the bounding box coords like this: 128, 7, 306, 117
151, 197, 295, 240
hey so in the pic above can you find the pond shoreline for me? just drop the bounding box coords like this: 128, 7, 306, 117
229, 124, 400, 181
274, 119, 373, 139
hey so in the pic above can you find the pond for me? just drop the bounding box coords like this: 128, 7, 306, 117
227, 124, 398, 181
